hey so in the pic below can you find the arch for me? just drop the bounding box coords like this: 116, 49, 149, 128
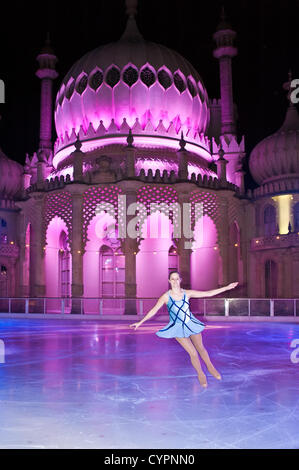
294, 202, 299, 231
58, 230, 71, 306
191, 215, 219, 290
45, 216, 71, 306
137, 211, 173, 297
265, 259, 278, 298
264, 204, 276, 236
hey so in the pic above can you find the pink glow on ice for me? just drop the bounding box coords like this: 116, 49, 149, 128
53, 135, 212, 169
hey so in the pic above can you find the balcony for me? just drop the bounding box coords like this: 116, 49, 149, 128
251, 232, 299, 250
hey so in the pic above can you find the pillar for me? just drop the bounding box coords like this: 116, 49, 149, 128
121, 190, 138, 314
70, 193, 84, 313
29, 196, 46, 309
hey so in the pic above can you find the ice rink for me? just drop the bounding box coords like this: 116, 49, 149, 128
0, 318, 298, 449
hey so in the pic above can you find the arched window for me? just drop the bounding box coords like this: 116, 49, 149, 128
100, 245, 125, 297
294, 202, 299, 232
264, 205, 276, 236
168, 246, 178, 278
0, 265, 8, 297
265, 260, 278, 298
59, 232, 71, 305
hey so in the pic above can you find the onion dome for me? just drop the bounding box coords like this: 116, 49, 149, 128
0, 147, 23, 199
53, 1, 210, 168
249, 73, 299, 186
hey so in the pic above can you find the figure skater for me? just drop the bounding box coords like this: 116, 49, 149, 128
130, 271, 238, 387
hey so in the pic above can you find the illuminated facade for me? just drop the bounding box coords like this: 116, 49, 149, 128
1, 2, 299, 311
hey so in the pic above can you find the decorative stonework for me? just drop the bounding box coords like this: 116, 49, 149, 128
43, 192, 72, 247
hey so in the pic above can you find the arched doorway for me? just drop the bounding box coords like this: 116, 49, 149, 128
99, 245, 125, 298
58, 231, 71, 306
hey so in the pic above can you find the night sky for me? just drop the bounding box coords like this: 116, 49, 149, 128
0, 0, 299, 190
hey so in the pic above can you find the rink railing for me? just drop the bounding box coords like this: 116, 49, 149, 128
0, 297, 298, 317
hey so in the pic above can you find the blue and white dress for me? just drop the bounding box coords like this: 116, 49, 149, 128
156, 290, 205, 338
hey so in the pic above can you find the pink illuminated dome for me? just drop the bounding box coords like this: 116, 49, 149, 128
53, 7, 210, 169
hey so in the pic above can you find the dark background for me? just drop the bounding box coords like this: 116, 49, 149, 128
0, 0, 299, 189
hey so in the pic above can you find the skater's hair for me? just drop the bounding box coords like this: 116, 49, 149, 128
168, 270, 181, 280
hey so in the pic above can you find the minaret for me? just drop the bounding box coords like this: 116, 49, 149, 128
35, 33, 58, 162
213, 7, 237, 136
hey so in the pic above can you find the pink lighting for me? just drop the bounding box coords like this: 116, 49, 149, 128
53, 133, 212, 170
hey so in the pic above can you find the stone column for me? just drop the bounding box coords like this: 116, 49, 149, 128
121, 190, 138, 314
217, 196, 230, 286
176, 190, 193, 289
70, 192, 84, 314
29, 195, 46, 302
16, 210, 27, 297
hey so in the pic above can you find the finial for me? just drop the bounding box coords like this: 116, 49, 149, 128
283, 69, 294, 106
216, 4, 232, 31
126, 129, 134, 147
121, 0, 142, 40
74, 134, 82, 152
126, 0, 138, 17
218, 145, 225, 159
179, 131, 186, 151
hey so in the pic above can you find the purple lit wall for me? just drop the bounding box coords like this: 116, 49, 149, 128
191, 215, 219, 290
45, 216, 71, 305
137, 212, 173, 298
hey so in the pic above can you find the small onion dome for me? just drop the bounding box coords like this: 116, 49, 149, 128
0, 147, 23, 199
249, 104, 299, 186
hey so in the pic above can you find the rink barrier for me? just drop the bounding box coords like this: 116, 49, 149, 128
0, 297, 298, 319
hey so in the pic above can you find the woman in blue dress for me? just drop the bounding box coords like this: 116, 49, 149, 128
130, 271, 238, 388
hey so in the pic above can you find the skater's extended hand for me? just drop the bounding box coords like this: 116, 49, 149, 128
227, 281, 238, 290
129, 321, 142, 330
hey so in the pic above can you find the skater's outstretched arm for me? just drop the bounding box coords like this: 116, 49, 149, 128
186, 281, 238, 299
129, 292, 168, 330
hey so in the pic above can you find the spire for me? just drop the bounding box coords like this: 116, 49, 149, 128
216, 5, 232, 31
178, 131, 186, 151
121, 0, 143, 41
